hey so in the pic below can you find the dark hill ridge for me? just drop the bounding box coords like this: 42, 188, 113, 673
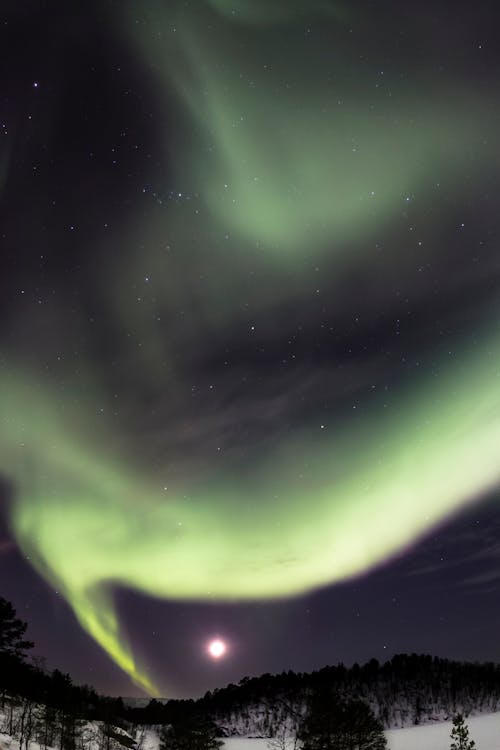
125, 654, 500, 735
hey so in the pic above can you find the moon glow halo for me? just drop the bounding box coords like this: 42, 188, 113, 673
207, 638, 227, 659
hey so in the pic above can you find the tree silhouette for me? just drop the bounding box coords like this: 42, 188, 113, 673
160, 715, 222, 750
0, 597, 33, 658
299, 691, 386, 750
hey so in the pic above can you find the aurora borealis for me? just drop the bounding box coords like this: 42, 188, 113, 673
2, 0, 500, 698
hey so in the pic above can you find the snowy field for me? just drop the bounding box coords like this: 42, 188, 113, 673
223, 711, 500, 750
385, 712, 500, 750
2, 712, 500, 750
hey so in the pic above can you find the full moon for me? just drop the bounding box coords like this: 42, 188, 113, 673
207, 638, 227, 659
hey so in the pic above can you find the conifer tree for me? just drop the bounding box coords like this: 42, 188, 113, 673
299, 691, 386, 750
0, 597, 33, 657
160, 715, 222, 750
450, 714, 476, 750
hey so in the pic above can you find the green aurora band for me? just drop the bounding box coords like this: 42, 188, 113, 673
3, 328, 500, 694
2, 0, 500, 694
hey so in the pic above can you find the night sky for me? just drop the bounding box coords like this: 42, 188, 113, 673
1, 0, 500, 699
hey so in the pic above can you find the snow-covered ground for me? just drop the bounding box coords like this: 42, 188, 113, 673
385, 712, 500, 750
2, 711, 500, 750
223, 711, 500, 750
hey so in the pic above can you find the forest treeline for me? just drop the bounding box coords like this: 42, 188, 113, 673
127, 654, 500, 734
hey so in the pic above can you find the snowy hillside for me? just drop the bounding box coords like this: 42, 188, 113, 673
185, 656, 500, 735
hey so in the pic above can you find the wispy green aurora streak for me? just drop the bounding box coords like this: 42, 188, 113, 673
2, 1, 500, 694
